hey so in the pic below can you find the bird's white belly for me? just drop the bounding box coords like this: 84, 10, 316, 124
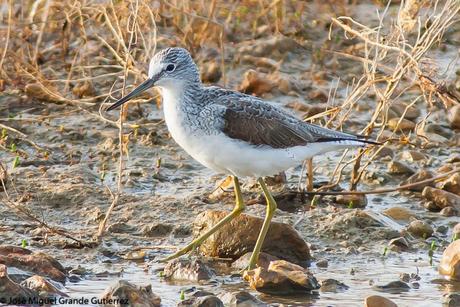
168, 130, 346, 178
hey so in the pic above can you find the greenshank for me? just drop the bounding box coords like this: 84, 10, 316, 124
107, 47, 378, 269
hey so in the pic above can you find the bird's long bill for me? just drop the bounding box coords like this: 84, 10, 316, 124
107, 78, 155, 111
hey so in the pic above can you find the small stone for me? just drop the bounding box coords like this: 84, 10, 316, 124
243, 260, 319, 295
389, 237, 410, 251
388, 161, 415, 175
164, 258, 215, 282
448, 104, 460, 129
400, 150, 427, 162
437, 225, 449, 234
219, 291, 264, 307
364, 295, 397, 307
388, 103, 420, 121
142, 223, 173, 237
400, 169, 434, 192
438, 173, 460, 195
443, 293, 460, 307
422, 187, 460, 210
424, 201, 441, 212
107, 222, 136, 234
319, 279, 349, 292
424, 123, 453, 139
101, 280, 161, 307
388, 118, 416, 132
21, 275, 67, 298
383, 207, 415, 221
439, 240, 460, 280
372, 280, 410, 293
399, 273, 410, 283
335, 194, 367, 208
239, 70, 275, 96
0, 246, 67, 282
453, 223, 460, 237
316, 259, 328, 268
194, 210, 311, 265
0, 264, 39, 302
440, 207, 458, 216
232, 252, 279, 270
406, 220, 434, 238
177, 295, 224, 307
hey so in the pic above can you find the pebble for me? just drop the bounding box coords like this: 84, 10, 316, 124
238, 70, 275, 96
177, 295, 224, 307
387, 161, 415, 175
438, 173, 460, 195
453, 223, 460, 237
422, 187, 460, 210
243, 260, 319, 295
219, 291, 265, 307
164, 258, 215, 282
200, 62, 221, 84
443, 293, 460, 307
388, 102, 420, 121
316, 259, 328, 268
389, 237, 410, 251
335, 194, 367, 208
100, 280, 161, 307
364, 295, 397, 307
193, 210, 311, 265
232, 252, 279, 270
319, 279, 349, 292
440, 207, 458, 216
142, 223, 173, 237
387, 118, 416, 132
448, 104, 460, 129
383, 207, 415, 221
406, 220, 434, 238
372, 280, 410, 293
439, 240, 460, 280
0, 246, 67, 282
400, 150, 427, 162
400, 169, 434, 192
0, 264, 39, 302
20, 275, 67, 298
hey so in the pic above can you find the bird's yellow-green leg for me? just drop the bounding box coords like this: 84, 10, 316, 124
160, 176, 245, 262
247, 177, 277, 270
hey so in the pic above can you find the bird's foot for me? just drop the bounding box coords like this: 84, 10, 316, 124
158, 242, 200, 263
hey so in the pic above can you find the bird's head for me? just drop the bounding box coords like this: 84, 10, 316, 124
107, 47, 200, 111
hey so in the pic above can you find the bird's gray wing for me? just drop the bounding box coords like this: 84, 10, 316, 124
204, 87, 362, 149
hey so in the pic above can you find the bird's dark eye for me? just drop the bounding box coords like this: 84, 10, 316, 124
166, 64, 176, 72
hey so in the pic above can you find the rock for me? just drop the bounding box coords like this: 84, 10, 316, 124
439, 240, 460, 280
438, 173, 460, 195
193, 210, 311, 265
21, 275, 67, 298
101, 280, 161, 307
0, 246, 67, 282
388, 118, 415, 132
424, 201, 441, 212
440, 207, 458, 217
372, 280, 410, 293
388, 103, 420, 120
389, 237, 410, 251
406, 220, 433, 238
443, 293, 460, 307
200, 62, 221, 84
400, 169, 434, 192
388, 161, 415, 175
142, 223, 173, 237
335, 194, 367, 208
422, 187, 460, 210
319, 279, 349, 292
219, 291, 264, 307
239, 70, 275, 96
453, 223, 460, 237
400, 150, 427, 162
448, 105, 460, 129
238, 36, 298, 57
243, 260, 319, 295
373, 146, 394, 159
383, 207, 415, 221
0, 264, 39, 303
177, 295, 224, 307
164, 258, 215, 282
232, 252, 279, 270
364, 295, 397, 307
424, 123, 453, 139
316, 259, 328, 268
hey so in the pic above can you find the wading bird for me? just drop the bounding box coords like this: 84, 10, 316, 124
107, 47, 378, 269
